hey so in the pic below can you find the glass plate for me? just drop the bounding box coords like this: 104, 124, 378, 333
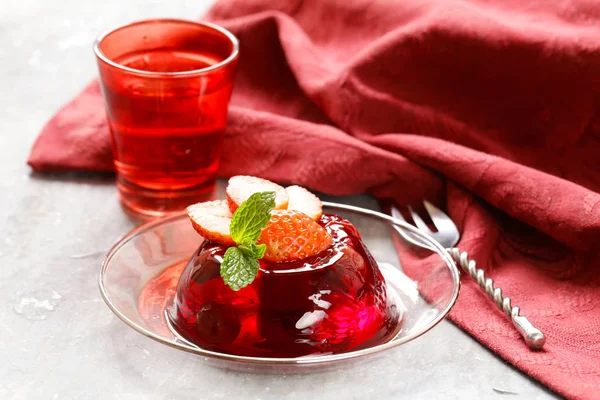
99, 202, 460, 372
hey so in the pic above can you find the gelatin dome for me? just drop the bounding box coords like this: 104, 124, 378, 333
168, 214, 402, 357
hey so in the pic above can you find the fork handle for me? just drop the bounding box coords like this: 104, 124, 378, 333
448, 248, 546, 350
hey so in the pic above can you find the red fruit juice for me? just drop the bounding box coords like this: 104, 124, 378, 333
101, 50, 233, 212
95, 20, 238, 217
168, 214, 401, 358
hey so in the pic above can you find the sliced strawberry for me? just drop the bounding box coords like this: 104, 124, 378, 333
187, 200, 235, 245
285, 185, 323, 220
258, 210, 333, 263
226, 176, 289, 213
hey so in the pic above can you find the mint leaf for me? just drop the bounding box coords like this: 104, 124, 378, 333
250, 243, 267, 259
220, 246, 260, 291
230, 191, 276, 244
238, 241, 267, 259
220, 191, 276, 291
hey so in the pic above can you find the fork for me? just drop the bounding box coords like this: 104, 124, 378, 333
391, 202, 546, 350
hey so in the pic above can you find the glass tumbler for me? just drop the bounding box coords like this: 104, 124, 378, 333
94, 19, 239, 219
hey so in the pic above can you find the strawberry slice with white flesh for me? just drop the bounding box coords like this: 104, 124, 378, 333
187, 200, 235, 245
226, 176, 289, 213
285, 185, 323, 221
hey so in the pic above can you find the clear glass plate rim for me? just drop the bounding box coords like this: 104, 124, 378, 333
98, 202, 461, 365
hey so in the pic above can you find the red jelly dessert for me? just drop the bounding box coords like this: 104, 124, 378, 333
168, 176, 401, 357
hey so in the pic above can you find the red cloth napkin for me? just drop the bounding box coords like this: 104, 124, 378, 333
29, 0, 600, 397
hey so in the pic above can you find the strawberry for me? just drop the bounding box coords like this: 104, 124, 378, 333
187, 200, 235, 245
258, 210, 333, 263
285, 185, 323, 220
226, 176, 288, 213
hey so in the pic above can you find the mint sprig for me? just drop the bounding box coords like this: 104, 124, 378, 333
220, 191, 275, 290
221, 247, 260, 292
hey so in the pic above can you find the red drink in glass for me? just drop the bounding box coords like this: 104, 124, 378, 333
94, 19, 239, 218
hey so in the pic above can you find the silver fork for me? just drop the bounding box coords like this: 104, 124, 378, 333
391, 202, 546, 350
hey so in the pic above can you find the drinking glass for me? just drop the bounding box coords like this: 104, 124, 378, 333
94, 19, 239, 219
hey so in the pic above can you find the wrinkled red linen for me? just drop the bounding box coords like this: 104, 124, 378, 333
28, 1, 600, 398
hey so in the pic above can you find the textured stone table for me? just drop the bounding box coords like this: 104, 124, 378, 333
0, 1, 559, 399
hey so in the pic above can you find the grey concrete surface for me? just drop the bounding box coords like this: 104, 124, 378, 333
0, 1, 560, 399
